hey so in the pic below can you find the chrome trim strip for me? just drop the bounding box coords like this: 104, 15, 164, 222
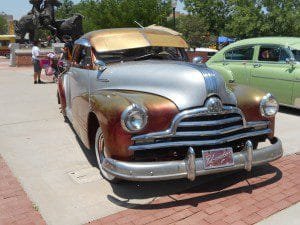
129, 129, 271, 151
101, 138, 282, 181
252, 74, 294, 82
132, 106, 246, 141
178, 116, 241, 127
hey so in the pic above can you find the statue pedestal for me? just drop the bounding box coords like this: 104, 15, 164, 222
15, 48, 51, 67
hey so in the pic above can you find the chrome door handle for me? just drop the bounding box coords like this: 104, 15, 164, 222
253, 63, 262, 68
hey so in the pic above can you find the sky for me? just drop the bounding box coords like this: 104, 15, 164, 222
0, 0, 186, 20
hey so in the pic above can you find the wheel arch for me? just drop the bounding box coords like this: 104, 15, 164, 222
87, 111, 100, 150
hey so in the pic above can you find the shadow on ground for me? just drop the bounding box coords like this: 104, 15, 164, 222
107, 164, 282, 209
279, 105, 300, 116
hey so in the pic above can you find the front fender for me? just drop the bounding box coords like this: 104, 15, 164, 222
229, 83, 275, 138
90, 90, 179, 160
206, 64, 235, 83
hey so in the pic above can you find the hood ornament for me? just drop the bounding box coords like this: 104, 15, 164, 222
205, 97, 223, 113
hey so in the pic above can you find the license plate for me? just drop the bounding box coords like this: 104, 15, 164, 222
202, 148, 234, 170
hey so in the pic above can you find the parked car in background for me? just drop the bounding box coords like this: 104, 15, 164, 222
207, 37, 300, 109
57, 28, 282, 183
187, 47, 218, 63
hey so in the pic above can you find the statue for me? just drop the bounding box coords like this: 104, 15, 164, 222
14, 0, 83, 43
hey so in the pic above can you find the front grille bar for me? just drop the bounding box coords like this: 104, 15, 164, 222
132, 106, 246, 141
178, 116, 241, 127
129, 129, 271, 151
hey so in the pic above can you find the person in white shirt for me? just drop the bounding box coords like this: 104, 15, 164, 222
32, 40, 42, 84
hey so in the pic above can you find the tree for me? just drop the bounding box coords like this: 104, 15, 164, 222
262, 0, 300, 36
184, 0, 230, 36
0, 16, 8, 34
176, 15, 209, 48
56, 0, 172, 33
56, 0, 75, 19
223, 0, 266, 39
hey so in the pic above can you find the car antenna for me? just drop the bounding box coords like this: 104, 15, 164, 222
134, 21, 144, 29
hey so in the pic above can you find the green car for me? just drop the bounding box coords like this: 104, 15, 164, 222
207, 37, 300, 109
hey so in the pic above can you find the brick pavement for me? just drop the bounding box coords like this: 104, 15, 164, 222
0, 156, 45, 225
88, 153, 300, 225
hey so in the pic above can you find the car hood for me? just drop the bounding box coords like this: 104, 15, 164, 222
100, 60, 237, 110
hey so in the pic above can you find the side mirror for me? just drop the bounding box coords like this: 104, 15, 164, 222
94, 60, 107, 71
286, 57, 296, 65
192, 56, 203, 64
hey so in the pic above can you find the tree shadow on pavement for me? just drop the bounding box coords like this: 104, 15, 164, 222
279, 105, 300, 116
107, 164, 282, 209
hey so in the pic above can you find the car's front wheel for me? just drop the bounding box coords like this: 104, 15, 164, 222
95, 127, 119, 183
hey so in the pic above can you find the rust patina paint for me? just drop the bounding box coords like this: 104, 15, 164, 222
230, 84, 275, 138
91, 91, 178, 161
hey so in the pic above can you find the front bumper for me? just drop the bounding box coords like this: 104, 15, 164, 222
101, 138, 283, 181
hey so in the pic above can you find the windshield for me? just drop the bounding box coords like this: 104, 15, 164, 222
292, 49, 300, 62
95, 47, 188, 64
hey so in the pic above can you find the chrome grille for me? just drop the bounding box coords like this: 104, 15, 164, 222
129, 106, 271, 152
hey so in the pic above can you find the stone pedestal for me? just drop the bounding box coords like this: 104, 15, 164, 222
15, 49, 51, 67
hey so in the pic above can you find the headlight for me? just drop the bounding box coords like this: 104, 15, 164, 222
260, 93, 279, 117
121, 104, 148, 132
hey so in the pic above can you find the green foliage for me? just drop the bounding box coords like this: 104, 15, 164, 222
56, 0, 75, 19
0, 16, 8, 34
176, 15, 210, 48
184, 0, 300, 40
56, 0, 172, 33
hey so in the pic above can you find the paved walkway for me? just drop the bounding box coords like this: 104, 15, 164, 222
89, 153, 300, 225
0, 156, 45, 225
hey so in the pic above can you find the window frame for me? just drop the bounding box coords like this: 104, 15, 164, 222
256, 44, 292, 64
223, 45, 255, 62
72, 44, 92, 70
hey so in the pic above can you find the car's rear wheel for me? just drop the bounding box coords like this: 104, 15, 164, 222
95, 127, 119, 183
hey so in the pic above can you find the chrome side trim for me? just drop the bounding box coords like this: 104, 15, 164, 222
132, 106, 246, 141
129, 129, 271, 151
101, 138, 283, 181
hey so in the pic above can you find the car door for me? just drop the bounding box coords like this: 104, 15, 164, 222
69, 44, 92, 135
250, 45, 295, 105
290, 48, 300, 108
223, 45, 255, 85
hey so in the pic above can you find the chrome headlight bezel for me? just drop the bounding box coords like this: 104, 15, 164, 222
121, 104, 148, 133
260, 93, 279, 117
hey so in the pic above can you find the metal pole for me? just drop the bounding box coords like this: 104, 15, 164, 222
173, 7, 176, 29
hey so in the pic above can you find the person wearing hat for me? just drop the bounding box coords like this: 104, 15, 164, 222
62, 35, 74, 61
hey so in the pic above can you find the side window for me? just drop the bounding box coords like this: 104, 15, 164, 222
224, 46, 254, 60
72, 45, 92, 69
258, 46, 290, 62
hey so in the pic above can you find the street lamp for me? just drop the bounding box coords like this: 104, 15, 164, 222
171, 0, 177, 29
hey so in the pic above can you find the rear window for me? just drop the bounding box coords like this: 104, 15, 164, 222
224, 46, 254, 60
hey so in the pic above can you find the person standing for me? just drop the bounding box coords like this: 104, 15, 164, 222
62, 35, 74, 61
32, 40, 42, 84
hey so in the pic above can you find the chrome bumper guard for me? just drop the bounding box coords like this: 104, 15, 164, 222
101, 138, 283, 181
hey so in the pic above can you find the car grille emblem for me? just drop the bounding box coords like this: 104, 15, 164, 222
205, 97, 223, 113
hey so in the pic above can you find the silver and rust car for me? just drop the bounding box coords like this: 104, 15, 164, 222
57, 28, 283, 182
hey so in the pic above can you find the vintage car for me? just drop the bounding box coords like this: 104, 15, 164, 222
207, 37, 300, 109
57, 28, 283, 182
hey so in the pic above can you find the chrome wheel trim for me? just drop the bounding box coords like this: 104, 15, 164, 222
95, 128, 116, 181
